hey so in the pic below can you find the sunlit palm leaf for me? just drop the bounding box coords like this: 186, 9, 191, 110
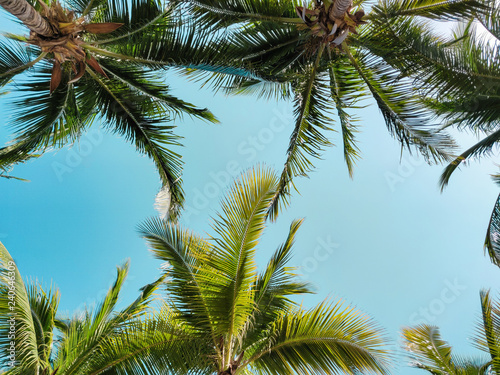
245, 299, 390, 375
402, 325, 457, 375
475, 290, 500, 375
0, 242, 40, 371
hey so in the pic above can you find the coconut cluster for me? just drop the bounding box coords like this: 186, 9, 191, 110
296, 0, 367, 47
27, 1, 122, 92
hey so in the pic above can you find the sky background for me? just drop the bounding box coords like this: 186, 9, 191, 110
1, 8, 500, 375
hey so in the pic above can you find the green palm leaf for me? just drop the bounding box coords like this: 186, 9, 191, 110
0, 242, 40, 372
475, 290, 500, 375
140, 165, 390, 375
268, 45, 335, 221
402, 325, 457, 375
245, 299, 390, 375
485, 193, 500, 268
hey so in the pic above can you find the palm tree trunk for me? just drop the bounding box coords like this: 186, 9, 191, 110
330, 0, 353, 19
0, 0, 54, 37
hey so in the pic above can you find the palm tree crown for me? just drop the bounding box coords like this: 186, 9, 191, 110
177, 0, 490, 219
0, 0, 227, 218
139, 165, 391, 375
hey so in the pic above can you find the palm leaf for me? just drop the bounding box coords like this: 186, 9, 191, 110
241, 219, 313, 348
485, 193, 500, 268
244, 299, 390, 375
83, 67, 185, 219
0, 39, 43, 87
402, 325, 457, 375
0, 64, 89, 170
206, 165, 279, 338
268, 45, 335, 221
138, 217, 217, 336
345, 47, 456, 164
0, 242, 40, 371
439, 128, 500, 189
379, 0, 491, 21
475, 290, 500, 375
327, 54, 366, 177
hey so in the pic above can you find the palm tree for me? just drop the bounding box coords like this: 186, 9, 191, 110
139, 165, 391, 375
0, 0, 227, 218
0, 241, 198, 374
176, 0, 490, 219
402, 289, 500, 375
395, 8, 500, 267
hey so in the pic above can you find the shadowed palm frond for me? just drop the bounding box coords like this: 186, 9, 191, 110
327, 53, 367, 177
485, 194, 500, 268
0, 39, 43, 87
346, 47, 456, 163
439, 128, 500, 189
379, 0, 492, 21
180, 0, 300, 29
268, 46, 335, 221
0, 63, 91, 170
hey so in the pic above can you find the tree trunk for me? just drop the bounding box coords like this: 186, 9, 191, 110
0, 0, 54, 37
329, 0, 353, 19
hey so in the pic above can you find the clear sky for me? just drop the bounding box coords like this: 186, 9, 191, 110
1, 9, 500, 375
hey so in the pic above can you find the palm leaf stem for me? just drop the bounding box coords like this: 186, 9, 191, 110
242, 37, 300, 61
81, 44, 167, 66
188, 0, 302, 24
93, 6, 174, 45
0, 52, 46, 79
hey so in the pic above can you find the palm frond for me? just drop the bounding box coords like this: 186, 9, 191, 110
475, 290, 500, 375
0, 64, 89, 170
100, 61, 217, 122
83, 67, 184, 219
485, 193, 500, 268
180, 0, 300, 29
244, 299, 390, 375
402, 325, 457, 375
345, 47, 456, 164
138, 217, 216, 336
378, 0, 492, 21
0, 242, 39, 371
241, 219, 313, 348
327, 54, 366, 177
25, 281, 59, 368
0, 39, 43, 87
81, 307, 212, 375
268, 46, 335, 221
206, 165, 279, 338
439, 128, 500, 189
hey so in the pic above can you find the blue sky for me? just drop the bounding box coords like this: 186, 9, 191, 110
1, 8, 500, 374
